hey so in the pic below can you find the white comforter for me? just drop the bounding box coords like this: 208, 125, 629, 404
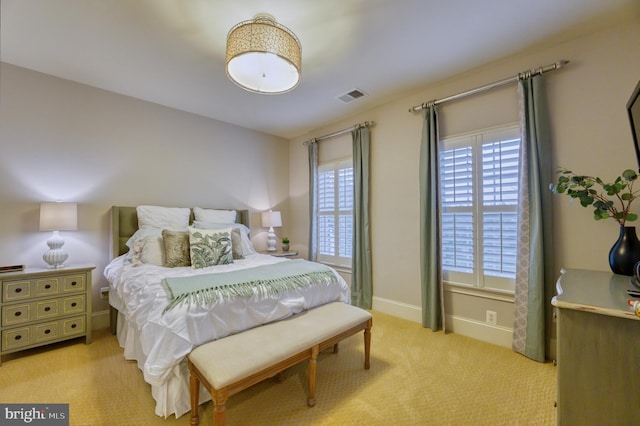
104, 253, 350, 417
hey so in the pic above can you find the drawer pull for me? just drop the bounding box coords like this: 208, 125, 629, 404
44, 306, 51, 312
71, 324, 77, 329
71, 302, 77, 307
44, 329, 51, 334
15, 288, 22, 294
45, 284, 51, 289
15, 335, 22, 341
71, 281, 77, 286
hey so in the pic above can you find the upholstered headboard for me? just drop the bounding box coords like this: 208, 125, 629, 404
110, 206, 250, 259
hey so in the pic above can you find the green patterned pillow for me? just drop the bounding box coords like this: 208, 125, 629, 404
188, 227, 233, 269
162, 229, 190, 267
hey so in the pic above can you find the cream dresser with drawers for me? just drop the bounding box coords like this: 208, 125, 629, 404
0, 264, 95, 365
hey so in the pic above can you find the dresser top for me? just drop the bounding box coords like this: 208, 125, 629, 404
0, 264, 95, 279
552, 268, 639, 321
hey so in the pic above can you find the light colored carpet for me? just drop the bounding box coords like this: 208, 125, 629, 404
0, 310, 556, 425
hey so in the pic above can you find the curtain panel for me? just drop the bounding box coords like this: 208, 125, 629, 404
513, 75, 554, 362
419, 106, 444, 331
307, 141, 319, 261
352, 127, 372, 309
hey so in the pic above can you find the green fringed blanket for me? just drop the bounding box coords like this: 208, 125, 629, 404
161, 259, 338, 313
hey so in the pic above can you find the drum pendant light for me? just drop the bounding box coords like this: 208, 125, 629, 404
225, 14, 302, 94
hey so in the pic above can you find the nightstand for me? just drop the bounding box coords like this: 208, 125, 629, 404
261, 250, 299, 258
0, 264, 95, 365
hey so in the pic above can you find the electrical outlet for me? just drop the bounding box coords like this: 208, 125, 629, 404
100, 287, 110, 299
486, 310, 497, 326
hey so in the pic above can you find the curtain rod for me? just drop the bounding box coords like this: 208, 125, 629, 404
408, 59, 569, 112
303, 121, 375, 146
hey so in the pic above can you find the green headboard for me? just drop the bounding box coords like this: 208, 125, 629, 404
110, 206, 250, 259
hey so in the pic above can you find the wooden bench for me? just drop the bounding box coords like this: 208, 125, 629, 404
187, 302, 373, 426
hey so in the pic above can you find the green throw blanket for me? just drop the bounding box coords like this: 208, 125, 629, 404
161, 259, 338, 313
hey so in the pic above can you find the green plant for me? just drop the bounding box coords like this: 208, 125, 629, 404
282, 237, 290, 244
550, 168, 640, 226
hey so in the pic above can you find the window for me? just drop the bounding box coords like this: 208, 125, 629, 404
440, 124, 520, 292
317, 158, 353, 267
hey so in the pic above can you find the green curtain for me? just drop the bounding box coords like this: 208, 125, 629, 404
352, 127, 372, 309
512, 75, 554, 362
307, 140, 319, 261
419, 106, 443, 330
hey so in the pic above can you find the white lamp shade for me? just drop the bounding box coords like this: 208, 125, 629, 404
39, 202, 78, 231
261, 210, 282, 228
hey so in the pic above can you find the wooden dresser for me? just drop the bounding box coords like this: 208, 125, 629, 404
0, 264, 95, 365
552, 269, 640, 425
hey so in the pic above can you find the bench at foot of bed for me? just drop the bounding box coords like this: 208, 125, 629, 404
187, 302, 372, 426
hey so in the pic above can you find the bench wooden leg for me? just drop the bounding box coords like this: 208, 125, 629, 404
364, 319, 372, 370
332, 343, 339, 354
213, 390, 228, 426
307, 345, 319, 407
189, 364, 200, 426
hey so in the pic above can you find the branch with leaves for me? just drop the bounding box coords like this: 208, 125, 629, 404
550, 168, 640, 226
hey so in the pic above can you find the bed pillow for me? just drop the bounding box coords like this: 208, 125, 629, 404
137, 205, 190, 230
125, 228, 163, 250
229, 228, 244, 260
192, 207, 237, 224
130, 235, 164, 267
188, 227, 234, 268
192, 221, 256, 255
162, 229, 191, 267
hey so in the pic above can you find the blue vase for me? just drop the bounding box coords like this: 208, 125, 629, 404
609, 226, 640, 276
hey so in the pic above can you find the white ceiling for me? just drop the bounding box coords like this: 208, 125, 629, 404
2, 0, 638, 139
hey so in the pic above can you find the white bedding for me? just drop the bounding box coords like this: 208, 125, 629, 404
104, 253, 350, 418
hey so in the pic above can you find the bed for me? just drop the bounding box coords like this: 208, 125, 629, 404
104, 206, 350, 418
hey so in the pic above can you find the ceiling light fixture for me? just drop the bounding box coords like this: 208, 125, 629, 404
225, 14, 302, 94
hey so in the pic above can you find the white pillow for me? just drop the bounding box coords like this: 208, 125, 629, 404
193, 207, 237, 224
192, 221, 256, 255
137, 205, 190, 230
125, 228, 163, 249
130, 235, 165, 267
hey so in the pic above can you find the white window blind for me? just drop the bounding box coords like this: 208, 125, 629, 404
440, 124, 520, 292
318, 158, 353, 267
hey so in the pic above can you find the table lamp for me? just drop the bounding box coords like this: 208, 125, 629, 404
261, 210, 282, 252
39, 202, 77, 268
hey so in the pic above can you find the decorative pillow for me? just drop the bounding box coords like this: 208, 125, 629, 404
130, 235, 164, 267
188, 227, 234, 269
126, 228, 163, 249
192, 207, 237, 224
137, 205, 190, 230
162, 230, 190, 267
192, 221, 255, 255
230, 228, 244, 260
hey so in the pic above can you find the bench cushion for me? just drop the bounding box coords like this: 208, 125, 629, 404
188, 302, 371, 389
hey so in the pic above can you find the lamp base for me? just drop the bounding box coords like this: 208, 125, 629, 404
267, 227, 277, 252
43, 231, 69, 268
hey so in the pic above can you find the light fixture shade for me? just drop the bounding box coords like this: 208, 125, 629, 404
39, 202, 78, 231
226, 15, 301, 94
261, 210, 282, 228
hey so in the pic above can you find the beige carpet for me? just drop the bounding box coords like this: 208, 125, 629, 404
0, 310, 556, 425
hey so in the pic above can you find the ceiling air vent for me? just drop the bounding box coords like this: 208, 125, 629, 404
337, 89, 367, 104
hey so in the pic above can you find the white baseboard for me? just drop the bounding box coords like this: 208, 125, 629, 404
446, 315, 513, 348
371, 296, 513, 349
372, 296, 422, 323
92, 310, 110, 330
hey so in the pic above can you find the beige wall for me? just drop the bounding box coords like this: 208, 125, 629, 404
0, 63, 290, 323
289, 19, 640, 348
